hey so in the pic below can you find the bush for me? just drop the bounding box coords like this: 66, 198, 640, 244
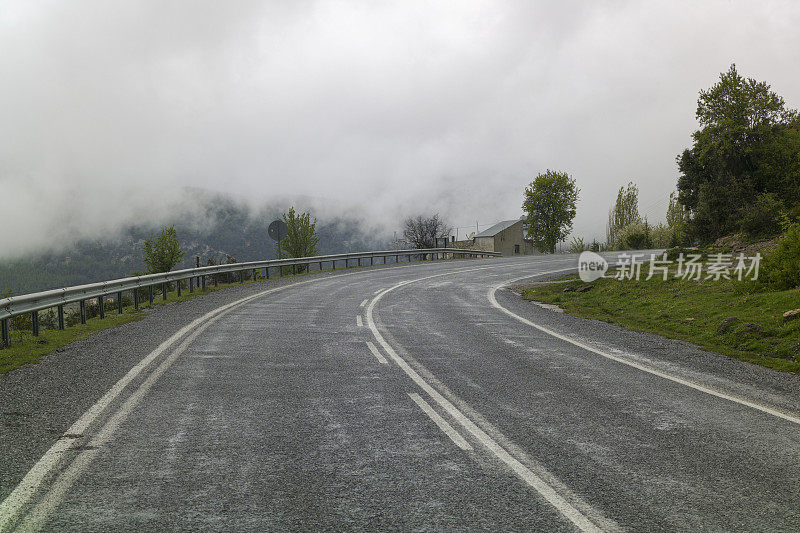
780, 204, 800, 230
568, 237, 586, 254
650, 223, 672, 248
143, 225, 185, 274
739, 193, 784, 238
756, 223, 800, 290
613, 222, 653, 250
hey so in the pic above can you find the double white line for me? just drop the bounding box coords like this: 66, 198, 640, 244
363, 267, 613, 533
0, 272, 370, 532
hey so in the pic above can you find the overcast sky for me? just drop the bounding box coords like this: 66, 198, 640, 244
1, 0, 799, 257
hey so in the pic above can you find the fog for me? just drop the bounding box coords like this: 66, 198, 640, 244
1, 1, 799, 257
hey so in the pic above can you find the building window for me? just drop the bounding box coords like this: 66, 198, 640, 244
514, 244, 520, 254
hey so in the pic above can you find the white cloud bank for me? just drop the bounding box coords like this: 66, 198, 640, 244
1, 0, 799, 256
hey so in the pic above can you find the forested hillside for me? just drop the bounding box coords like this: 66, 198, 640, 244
0, 193, 390, 295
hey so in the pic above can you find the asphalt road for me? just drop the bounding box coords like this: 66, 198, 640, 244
2, 254, 800, 532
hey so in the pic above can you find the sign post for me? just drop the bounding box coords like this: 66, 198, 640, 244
268, 219, 289, 259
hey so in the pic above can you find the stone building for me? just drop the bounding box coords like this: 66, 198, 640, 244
471, 219, 535, 255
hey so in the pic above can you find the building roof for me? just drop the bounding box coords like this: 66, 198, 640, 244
475, 219, 520, 238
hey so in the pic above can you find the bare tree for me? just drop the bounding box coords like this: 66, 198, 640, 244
403, 214, 450, 249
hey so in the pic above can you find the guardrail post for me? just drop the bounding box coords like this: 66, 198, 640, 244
31, 311, 39, 336
177, 280, 182, 296
134, 290, 139, 310
370, 257, 373, 266
253, 268, 258, 281
265, 268, 269, 280
189, 277, 194, 293
117, 292, 123, 314
162, 283, 168, 300
98, 296, 105, 319
213, 274, 218, 287
292, 264, 297, 275
240, 270, 245, 284
201, 275, 206, 290
58, 305, 65, 330
1, 318, 8, 347
149, 286, 154, 304
80, 300, 86, 324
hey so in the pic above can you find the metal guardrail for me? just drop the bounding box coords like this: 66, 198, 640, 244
0, 247, 500, 346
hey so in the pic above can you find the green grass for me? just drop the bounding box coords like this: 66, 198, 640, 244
522, 273, 800, 374
0, 313, 145, 374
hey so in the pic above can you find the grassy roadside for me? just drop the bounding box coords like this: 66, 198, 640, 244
0, 270, 314, 375
521, 273, 800, 374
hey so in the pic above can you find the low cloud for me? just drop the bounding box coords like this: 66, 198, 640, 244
2, 1, 799, 257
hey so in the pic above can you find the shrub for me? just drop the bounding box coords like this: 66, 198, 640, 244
143, 225, 185, 274
650, 223, 672, 248
780, 204, 800, 231
739, 193, 784, 238
613, 222, 653, 250
756, 222, 800, 290
568, 236, 587, 254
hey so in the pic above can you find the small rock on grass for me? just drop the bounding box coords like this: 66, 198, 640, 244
783, 309, 800, 322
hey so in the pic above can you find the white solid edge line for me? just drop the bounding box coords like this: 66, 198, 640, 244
356, 315, 363, 327
365, 266, 605, 533
407, 393, 473, 451
0, 262, 439, 531
0, 259, 563, 530
488, 274, 800, 427
0, 282, 298, 531
366, 341, 389, 365
360, 298, 369, 307
15, 308, 231, 532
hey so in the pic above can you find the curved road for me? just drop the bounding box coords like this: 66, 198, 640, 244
3, 255, 800, 531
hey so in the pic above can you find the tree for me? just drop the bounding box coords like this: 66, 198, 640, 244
403, 214, 450, 249
606, 182, 641, 247
143, 225, 185, 274
522, 170, 579, 253
614, 182, 641, 229
277, 207, 319, 272
677, 64, 800, 243
665, 191, 689, 245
